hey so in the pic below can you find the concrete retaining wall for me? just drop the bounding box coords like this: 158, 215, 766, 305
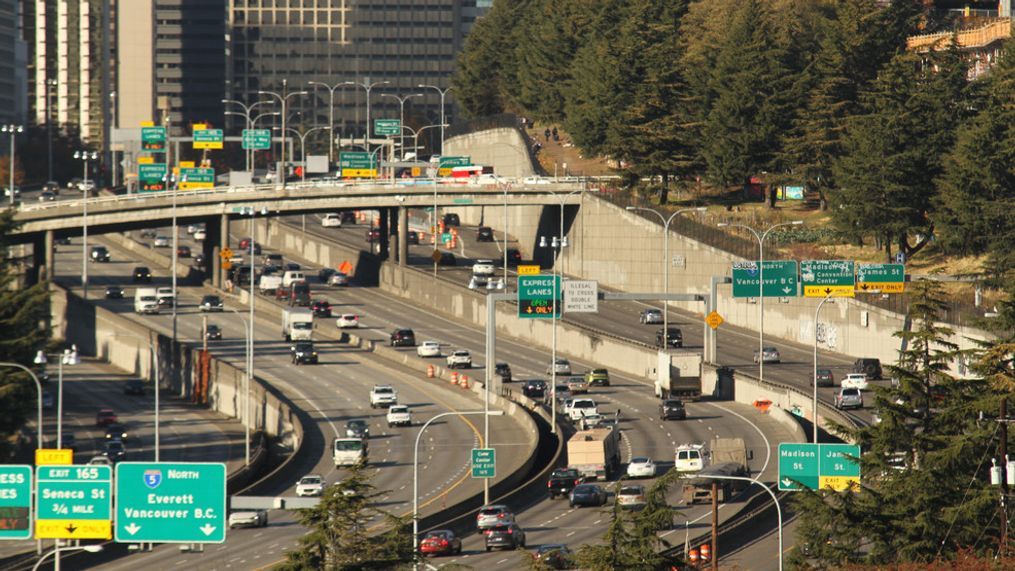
444, 128, 535, 179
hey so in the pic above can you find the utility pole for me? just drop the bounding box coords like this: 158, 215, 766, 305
712, 482, 719, 571
1001, 397, 1009, 556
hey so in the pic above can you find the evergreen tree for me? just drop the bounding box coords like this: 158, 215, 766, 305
790, 280, 1000, 566
279, 463, 412, 570
511, 0, 599, 122
831, 45, 969, 259
934, 38, 1015, 278
696, 0, 795, 189
0, 211, 50, 454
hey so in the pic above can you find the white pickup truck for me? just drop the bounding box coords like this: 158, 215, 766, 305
259, 274, 282, 295
568, 398, 598, 422
386, 405, 412, 427
370, 385, 398, 409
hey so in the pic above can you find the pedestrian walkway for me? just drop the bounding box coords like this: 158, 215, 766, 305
522, 123, 613, 177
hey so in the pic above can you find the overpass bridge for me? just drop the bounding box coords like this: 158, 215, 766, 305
9, 179, 586, 286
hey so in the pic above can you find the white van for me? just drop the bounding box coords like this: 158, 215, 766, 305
282, 270, 306, 288
134, 288, 160, 314
321, 213, 342, 228
333, 437, 367, 467
156, 286, 175, 307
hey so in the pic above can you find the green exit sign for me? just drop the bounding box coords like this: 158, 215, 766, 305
0, 466, 32, 540
778, 443, 860, 492
115, 462, 227, 543
471, 448, 495, 479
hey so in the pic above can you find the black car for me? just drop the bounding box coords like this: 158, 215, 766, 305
140, 228, 158, 239
318, 268, 336, 283
285, 262, 301, 271
660, 399, 687, 420
90, 246, 111, 262
340, 211, 357, 225
205, 324, 222, 340
853, 358, 883, 380
311, 299, 332, 317
442, 213, 461, 227
105, 423, 129, 442
104, 286, 125, 299
535, 544, 574, 569
815, 368, 835, 387
345, 419, 370, 439
200, 295, 224, 312
476, 226, 494, 242
495, 362, 512, 383
291, 341, 319, 365
655, 327, 683, 348
102, 440, 126, 463
438, 252, 457, 266
389, 328, 416, 347
522, 380, 547, 399
132, 266, 152, 283
123, 380, 146, 396
547, 468, 582, 499
484, 523, 525, 551
569, 484, 607, 508
406, 231, 420, 245
505, 248, 522, 266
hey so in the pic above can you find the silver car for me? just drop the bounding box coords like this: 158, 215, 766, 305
753, 346, 781, 364
639, 309, 663, 324
153, 235, 171, 248
228, 509, 268, 528
834, 387, 863, 410
476, 505, 515, 530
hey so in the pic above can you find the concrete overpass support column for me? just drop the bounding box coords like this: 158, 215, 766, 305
397, 206, 408, 266
31, 231, 54, 285
378, 207, 390, 260
203, 217, 221, 287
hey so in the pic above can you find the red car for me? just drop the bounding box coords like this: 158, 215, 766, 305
419, 529, 462, 557
96, 409, 118, 427
365, 229, 380, 243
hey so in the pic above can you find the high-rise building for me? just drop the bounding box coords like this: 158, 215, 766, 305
25, 0, 112, 146
226, 0, 489, 156
0, 0, 21, 124
117, 1, 225, 136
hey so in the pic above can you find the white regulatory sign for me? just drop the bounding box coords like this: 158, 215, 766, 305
563, 280, 598, 313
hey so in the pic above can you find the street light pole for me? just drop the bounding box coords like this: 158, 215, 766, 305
417, 84, 451, 155
2, 124, 23, 207
626, 206, 707, 337
240, 207, 263, 463
279, 126, 329, 182
307, 81, 345, 165
32, 543, 103, 571
705, 474, 783, 571
813, 293, 834, 443
381, 92, 423, 161
717, 220, 803, 383
73, 151, 97, 299
46, 79, 57, 183
342, 79, 389, 154
223, 99, 273, 172
258, 81, 308, 188
33, 348, 78, 450
0, 363, 44, 448
413, 410, 502, 568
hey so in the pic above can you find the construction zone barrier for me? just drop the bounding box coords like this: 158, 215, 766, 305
426, 364, 435, 378
753, 399, 772, 414
700, 543, 711, 561
459, 375, 470, 389
451, 371, 460, 384
688, 547, 699, 564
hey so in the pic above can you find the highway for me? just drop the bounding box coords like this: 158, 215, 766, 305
0, 359, 246, 563
290, 209, 883, 427
49, 237, 531, 570
206, 220, 802, 565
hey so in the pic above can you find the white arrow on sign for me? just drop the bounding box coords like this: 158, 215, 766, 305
200, 524, 217, 536
124, 523, 141, 535
781, 478, 795, 488
782, 286, 793, 294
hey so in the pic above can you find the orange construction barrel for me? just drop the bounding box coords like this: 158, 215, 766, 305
451, 371, 459, 383
426, 365, 435, 378
688, 547, 699, 563
700, 543, 711, 561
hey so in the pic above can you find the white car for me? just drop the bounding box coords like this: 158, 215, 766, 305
627, 457, 657, 479
547, 358, 571, 376
153, 235, 171, 248
194, 229, 207, 241
386, 405, 412, 427
578, 413, 604, 431
369, 385, 398, 409
336, 314, 359, 328
446, 350, 472, 369
522, 176, 552, 185
186, 224, 201, 234
321, 213, 342, 227
841, 373, 869, 391
228, 510, 268, 529
87, 455, 112, 467
296, 475, 324, 497
472, 260, 495, 276
416, 341, 441, 358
